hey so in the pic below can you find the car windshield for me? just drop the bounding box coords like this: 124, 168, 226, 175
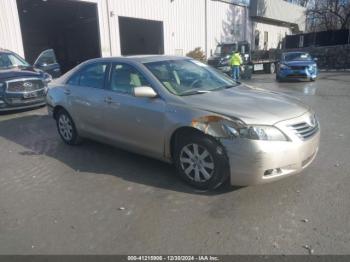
0, 53, 30, 69
144, 59, 238, 96
215, 44, 236, 56
284, 53, 312, 61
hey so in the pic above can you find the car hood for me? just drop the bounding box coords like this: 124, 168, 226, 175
0, 66, 44, 81
283, 60, 316, 67
181, 84, 309, 125
208, 54, 221, 60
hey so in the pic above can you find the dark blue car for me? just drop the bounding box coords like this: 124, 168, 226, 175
0, 49, 61, 111
276, 52, 318, 82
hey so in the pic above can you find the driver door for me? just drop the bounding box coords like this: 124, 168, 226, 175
34, 49, 61, 78
103, 62, 166, 157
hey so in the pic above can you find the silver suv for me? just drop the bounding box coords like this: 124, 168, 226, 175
47, 56, 320, 190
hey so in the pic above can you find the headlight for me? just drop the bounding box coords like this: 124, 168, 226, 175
0, 83, 5, 96
238, 126, 288, 141
192, 116, 288, 141
280, 64, 290, 70
223, 121, 288, 141
308, 64, 316, 70
43, 73, 53, 84
220, 58, 229, 66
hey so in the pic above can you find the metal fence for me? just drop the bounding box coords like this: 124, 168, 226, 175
285, 29, 350, 49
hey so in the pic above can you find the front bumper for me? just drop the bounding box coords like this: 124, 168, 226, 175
0, 97, 46, 112
222, 114, 320, 186
278, 67, 318, 80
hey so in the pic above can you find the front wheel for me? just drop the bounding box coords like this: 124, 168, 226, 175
276, 74, 281, 82
174, 134, 230, 190
56, 109, 81, 145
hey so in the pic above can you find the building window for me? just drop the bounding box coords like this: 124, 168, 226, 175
264, 31, 269, 50
230, 24, 242, 39
255, 30, 260, 49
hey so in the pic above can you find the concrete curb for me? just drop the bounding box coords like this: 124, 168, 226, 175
319, 69, 350, 72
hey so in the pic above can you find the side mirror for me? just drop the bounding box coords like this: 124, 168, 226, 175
313, 58, 318, 62
134, 86, 158, 98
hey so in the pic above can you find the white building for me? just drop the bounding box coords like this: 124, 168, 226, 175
0, 0, 305, 71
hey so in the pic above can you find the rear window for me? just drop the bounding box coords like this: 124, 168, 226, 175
67, 63, 108, 89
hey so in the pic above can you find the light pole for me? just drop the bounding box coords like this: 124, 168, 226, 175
205, 0, 208, 57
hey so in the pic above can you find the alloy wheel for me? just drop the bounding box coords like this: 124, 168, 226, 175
58, 114, 73, 141
179, 143, 215, 183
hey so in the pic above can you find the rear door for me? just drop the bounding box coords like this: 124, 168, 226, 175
64, 62, 110, 138
34, 49, 61, 78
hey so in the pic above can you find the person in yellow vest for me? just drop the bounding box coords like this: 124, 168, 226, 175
230, 50, 243, 81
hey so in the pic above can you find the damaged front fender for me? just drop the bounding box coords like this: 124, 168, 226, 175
191, 115, 246, 139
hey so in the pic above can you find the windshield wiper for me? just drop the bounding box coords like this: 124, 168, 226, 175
179, 90, 211, 96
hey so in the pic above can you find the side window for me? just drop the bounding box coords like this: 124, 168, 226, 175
35, 49, 57, 66
109, 63, 151, 94
79, 63, 108, 89
67, 72, 80, 86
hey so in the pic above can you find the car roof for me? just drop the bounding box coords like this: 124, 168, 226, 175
87, 55, 190, 64
0, 49, 12, 55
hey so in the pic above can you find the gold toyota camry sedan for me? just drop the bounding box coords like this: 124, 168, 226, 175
46, 56, 320, 190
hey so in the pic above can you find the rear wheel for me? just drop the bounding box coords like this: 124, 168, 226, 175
174, 133, 230, 190
56, 109, 81, 145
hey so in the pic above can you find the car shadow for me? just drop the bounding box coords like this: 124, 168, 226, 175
0, 105, 46, 116
0, 113, 242, 195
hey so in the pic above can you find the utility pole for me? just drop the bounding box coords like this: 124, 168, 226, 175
106, 0, 113, 56
205, 0, 208, 57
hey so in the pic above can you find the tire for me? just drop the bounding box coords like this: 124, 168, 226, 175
276, 74, 281, 82
310, 78, 316, 82
174, 133, 230, 190
56, 109, 82, 145
270, 63, 276, 74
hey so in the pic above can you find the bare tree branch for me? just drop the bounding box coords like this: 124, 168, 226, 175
306, 0, 350, 31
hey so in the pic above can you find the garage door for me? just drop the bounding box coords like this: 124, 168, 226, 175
119, 16, 164, 56
17, 0, 101, 73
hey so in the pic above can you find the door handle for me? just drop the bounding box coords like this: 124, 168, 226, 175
104, 97, 112, 104
64, 89, 71, 95
104, 97, 120, 106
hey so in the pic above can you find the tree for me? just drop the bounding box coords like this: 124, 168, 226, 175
287, 0, 311, 8
306, 0, 350, 31
186, 47, 206, 62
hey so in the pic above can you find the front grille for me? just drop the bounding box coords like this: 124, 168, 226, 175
6, 79, 44, 93
290, 66, 307, 70
207, 59, 220, 67
289, 119, 319, 140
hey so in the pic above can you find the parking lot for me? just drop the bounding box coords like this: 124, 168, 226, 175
0, 72, 349, 255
